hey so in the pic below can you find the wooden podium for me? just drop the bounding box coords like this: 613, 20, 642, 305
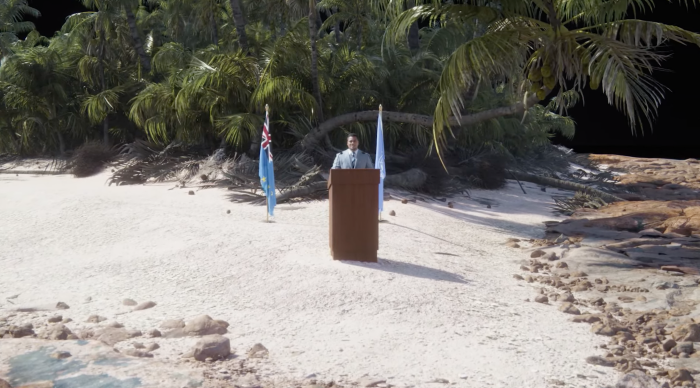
328, 169, 380, 262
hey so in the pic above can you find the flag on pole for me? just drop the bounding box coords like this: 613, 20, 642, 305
259, 108, 276, 217
375, 107, 386, 213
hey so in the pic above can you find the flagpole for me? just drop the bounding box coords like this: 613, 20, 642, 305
265, 104, 270, 223
378, 104, 382, 222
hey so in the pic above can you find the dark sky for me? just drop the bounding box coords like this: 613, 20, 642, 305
26, 0, 700, 159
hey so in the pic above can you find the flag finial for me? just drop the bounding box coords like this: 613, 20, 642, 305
265, 104, 269, 113
379, 104, 382, 112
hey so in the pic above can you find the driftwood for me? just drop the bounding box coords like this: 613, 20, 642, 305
509, 170, 626, 203
277, 181, 328, 202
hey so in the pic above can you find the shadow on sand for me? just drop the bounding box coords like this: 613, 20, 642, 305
340, 258, 469, 284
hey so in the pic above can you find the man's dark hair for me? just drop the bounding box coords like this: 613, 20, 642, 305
347, 133, 358, 140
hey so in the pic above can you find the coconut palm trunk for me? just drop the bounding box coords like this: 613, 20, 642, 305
407, 0, 419, 51
229, 0, 248, 51
210, 6, 219, 45
124, 6, 151, 74
98, 33, 109, 145
308, 0, 324, 122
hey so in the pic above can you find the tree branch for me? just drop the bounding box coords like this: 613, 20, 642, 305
301, 94, 540, 150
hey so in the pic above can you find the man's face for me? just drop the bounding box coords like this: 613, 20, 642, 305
347, 136, 359, 151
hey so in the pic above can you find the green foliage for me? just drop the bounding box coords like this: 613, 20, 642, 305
0, 0, 697, 165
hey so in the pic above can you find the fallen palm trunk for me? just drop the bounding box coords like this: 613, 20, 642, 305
509, 170, 626, 203
0, 170, 66, 175
383, 168, 428, 190
277, 181, 328, 203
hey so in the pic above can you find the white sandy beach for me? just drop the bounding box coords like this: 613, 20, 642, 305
0, 171, 619, 387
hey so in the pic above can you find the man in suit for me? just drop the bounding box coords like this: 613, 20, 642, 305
331, 133, 374, 169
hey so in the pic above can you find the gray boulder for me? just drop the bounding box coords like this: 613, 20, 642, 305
192, 335, 231, 361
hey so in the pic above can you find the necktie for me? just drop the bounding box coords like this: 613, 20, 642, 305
351, 152, 356, 169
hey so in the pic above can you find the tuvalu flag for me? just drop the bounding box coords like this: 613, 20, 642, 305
375, 109, 386, 213
259, 109, 276, 217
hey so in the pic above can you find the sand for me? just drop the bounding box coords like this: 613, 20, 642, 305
0, 170, 620, 387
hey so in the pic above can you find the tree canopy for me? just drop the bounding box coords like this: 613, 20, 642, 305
0, 0, 698, 164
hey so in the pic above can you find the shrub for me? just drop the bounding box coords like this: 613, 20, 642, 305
69, 141, 115, 178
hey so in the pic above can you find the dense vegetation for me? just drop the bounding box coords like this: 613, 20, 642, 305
0, 0, 699, 187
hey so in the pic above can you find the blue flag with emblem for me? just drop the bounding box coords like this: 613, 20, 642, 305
259, 110, 276, 216
375, 109, 386, 213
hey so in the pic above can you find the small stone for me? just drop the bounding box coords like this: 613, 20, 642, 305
571, 271, 588, 278
618, 296, 634, 303
543, 252, 559, 261
586, 356, 614, 367
159, 319, 185, 329
147, 329, 162, 337
0, 379, 11, 388
123, 348, 154, 358
56, 302, 69, 310
673, 323, 700, 342
192, 334, 231, 361
662, 339, 677, 352
226, 210, 231, 214
559, 303, 581, 315
401, 199, 408, 204
487, 204, 491, 209
95, 327, 142, 346
616, 370, 663, 388
133, 342, 145, 349
555, 261, 568, 269
84, 297, 92, 303
572, 284, 590, 292
513, 274, 524, 280
50, 351, 71, 359
62, 318, 73, 324
87, 315, 107, 323
636, 296, 647, 302
389, 210, 396, 216
247, 343, 269, 358
669, 369, 694, 385
106, 322, 124, 328
535, 295, 549, 304
676, 342, 694, 355
48, 315, 62, 323
66, 334, 78, 340
40, 324, 72, 340
145, 343, 160, 352
122, 299, 137, 306
431, 378, 449, 384
571, 314, 602, 324
531, 249, 546, 258
181, 315, 228, 336
133, 301, 156, 311
6, 323, 34, 338
447, 202, 454, 208
506, 242, 520, 248
188, 190, 195, 195
561, 293, 575, 302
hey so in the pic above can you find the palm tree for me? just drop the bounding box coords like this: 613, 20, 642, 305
0, 0, 40, 59
308, 0, 323, 122
386, 0, 700, 155
228, 0, 247, 50
300, 0, 700, 154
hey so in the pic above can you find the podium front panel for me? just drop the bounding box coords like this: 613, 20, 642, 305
328, 169, 379, 262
